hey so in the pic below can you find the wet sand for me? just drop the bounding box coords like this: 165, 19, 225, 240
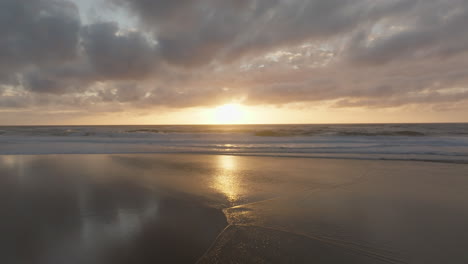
1, 154, 468, 263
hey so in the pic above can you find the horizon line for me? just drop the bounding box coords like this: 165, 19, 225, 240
1, 122, 468, 127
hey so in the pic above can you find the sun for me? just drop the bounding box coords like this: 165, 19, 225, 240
212, 103, 247, 124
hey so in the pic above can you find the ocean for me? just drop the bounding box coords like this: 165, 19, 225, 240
1, 123, 468, 163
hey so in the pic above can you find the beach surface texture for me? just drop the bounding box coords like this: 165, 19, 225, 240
1, 154, 468, 264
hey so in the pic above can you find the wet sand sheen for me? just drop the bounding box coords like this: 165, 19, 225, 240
1, 154, 468, 263
0, 155, 228, 264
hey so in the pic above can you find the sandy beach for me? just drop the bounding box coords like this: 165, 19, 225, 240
1, 154, 467, 263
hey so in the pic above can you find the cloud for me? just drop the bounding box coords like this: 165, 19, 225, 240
22, 21, 160, 94
82, 22, 159, 80
348, 0, 468, 65
116, 0, 363, 66
0, 0, 80, 81
114, 0, 424, 66
1, 0, 468, 120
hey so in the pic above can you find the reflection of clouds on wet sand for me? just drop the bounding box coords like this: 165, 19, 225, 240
0, 155, 227, 264
77, 184, 160, 252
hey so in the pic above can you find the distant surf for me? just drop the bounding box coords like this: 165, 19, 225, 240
1, 124, 468, 163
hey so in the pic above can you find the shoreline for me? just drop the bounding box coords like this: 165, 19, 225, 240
1, 151, 467, 165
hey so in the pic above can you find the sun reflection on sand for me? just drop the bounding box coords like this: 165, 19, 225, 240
213, 155, 241, 203
0, 156, 15, 167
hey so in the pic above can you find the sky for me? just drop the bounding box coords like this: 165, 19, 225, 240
1, 0, 468, 125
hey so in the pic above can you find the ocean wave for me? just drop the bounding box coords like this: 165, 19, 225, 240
123, 128, 428, 137
1, 124, 468, 163
2, 124, 467, 138
126, 129, 162, 134
336, 130, 426, 137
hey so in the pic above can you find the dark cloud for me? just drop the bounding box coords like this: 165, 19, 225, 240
97, 82, 148, 103
23, 21, 160, 94
348, 0, 468, 65
22, 61, 92, 94
0, 0, 80, 81
113, 0, 422, 66
82, 22, 159, 80
116, 0, 363, 66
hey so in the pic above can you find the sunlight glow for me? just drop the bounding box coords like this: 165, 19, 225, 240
212, 103, 247, 124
